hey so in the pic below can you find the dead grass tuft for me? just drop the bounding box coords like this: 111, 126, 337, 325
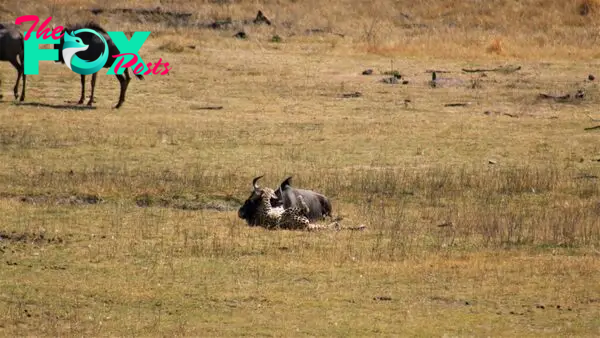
486, 37, 504, 55
158, 41, 186, 53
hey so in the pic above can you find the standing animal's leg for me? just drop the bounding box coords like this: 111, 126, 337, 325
9, 57, 22, 101
20, 73, 26, 102
87, 72, 97, 106
78, 75, 86, 104
115, 73, 126, 109
115, 68, 132, 109
18, 52, 25, 101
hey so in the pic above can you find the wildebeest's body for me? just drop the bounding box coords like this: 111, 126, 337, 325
0, 23, 26, 101
238, 176, 333, 226
54, 22, 144, 108
275, 176, 332, 221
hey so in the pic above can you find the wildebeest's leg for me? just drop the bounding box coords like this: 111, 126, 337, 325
18, 52, 25, 101
87, 72, 97, 106
20, 72, 26, 102
78, 74, 86, 104
9, 57, 22, 100
114, 68, 131, 109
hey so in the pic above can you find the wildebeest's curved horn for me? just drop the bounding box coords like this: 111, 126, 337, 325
252, 175, 264, 190
280, 176, 293, 189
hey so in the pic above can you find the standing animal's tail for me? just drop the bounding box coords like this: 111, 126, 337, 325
135, 74, 144, 80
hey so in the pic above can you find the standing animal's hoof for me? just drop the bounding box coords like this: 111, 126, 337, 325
77, 100, 84, 105
19, 96, 24, 102
114, 103, 123, 109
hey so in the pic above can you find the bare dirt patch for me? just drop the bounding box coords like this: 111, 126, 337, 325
90, 7, 194, 27
4, 193, 104, 206
0, 230, 65, 245
134, 194, 241, 211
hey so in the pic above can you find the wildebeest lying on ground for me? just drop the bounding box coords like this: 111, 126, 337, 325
54, 21, 144, 108
275, 176, 332, 221
0, 23, 26, 102
237, 175, 340, 231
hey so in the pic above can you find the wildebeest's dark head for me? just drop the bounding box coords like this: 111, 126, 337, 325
238, 175, 282, 226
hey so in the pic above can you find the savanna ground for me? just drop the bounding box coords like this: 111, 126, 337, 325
1, 0, 600, 336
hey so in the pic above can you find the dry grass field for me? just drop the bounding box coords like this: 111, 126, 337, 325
1, 0, 600, 336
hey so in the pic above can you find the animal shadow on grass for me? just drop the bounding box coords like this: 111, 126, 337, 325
10, 101, 97, 110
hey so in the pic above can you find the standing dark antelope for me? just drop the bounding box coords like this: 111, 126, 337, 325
54, 22, 144, 108
0, 23, 26, 101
